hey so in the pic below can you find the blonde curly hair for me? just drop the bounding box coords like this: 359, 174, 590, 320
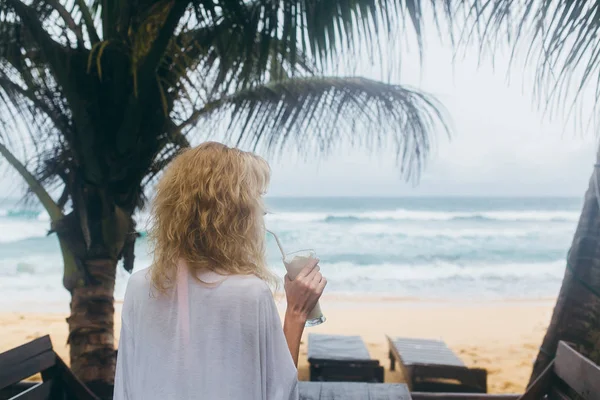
148, 142, 275, 293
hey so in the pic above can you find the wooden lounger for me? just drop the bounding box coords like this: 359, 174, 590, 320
308, 334, 384, 383
0, 335, 99, 400
299, 382, 411, 400
520, 341, 600, 400
387, 336, 487, 393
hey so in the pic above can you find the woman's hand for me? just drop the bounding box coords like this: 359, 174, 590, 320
282, 258, 327, 366
284, 258, 327, 321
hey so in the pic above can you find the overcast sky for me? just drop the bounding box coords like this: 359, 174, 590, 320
261, 30, 599, 198
1, 20, 598, 199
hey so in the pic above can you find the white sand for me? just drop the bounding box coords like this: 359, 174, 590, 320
0, 295, 554, 393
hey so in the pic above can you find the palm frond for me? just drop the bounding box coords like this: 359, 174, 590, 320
188, 0, 435, 76
134, 1, 191, 91
456, 0, 600, 121
0, 76, 70, 133
116, 1, 192, 143
194, 76, 448, 180
74, 0, 100, 44
0, 11, 75, 177
0, 0, 84, 112
45, 0, 85, 47
0, 137, 80, 289
163, 23, 317, 129
0, 0, 455, 213
2, 1, 65, 63
170, 20, 316, 93
0, 139, 62, 221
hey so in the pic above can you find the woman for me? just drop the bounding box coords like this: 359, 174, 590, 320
114, 142, 326, 399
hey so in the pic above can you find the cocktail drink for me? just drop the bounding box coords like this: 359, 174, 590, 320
283, 250, 325, 327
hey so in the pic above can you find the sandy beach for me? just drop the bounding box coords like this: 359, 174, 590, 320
0, 295, 553, 394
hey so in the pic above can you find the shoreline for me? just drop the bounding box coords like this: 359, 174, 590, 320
0, 297, 553, 393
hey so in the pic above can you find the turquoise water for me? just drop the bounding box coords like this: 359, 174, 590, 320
0, 196, 582, 309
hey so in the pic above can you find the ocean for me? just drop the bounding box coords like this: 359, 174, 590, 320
0, 196, 582, 311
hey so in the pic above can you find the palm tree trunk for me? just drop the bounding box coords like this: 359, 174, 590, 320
529, 145, 600, 383
67, 258, 117, 399
52, 187, 134, 398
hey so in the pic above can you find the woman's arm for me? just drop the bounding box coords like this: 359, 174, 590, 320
283, 258, 327, 366
283, 309, 306, 366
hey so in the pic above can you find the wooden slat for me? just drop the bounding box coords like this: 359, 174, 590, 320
411, 394, 519, 400
0, 351, 55, 389
0, 337, 52, 371
9, 380, 52, 400
0, 336, 98, 400
554, 341, 600, 400
0, 382, 37, 399
53, 354, 99, 400
299, 382, 412, 400
548, 385, 571, 400
366, 383, 412, 399
300, 381, 322, 399
411, 382, 486, 395
387, 336, 414, 390
387, 336, 486, 393
412, 365, 487, 393
389, 337, 465, 367
311, 364, 384, 383
518, 360, 554, 400
308, 334, 374, 363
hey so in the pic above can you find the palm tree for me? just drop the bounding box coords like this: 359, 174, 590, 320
453, 0, 600, 387
0, 0, 447, 396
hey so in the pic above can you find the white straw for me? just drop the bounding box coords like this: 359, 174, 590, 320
266, 229, 286, 258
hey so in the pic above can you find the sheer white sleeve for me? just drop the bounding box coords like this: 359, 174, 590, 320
113, 319, 133, 400
259, 289, 299, 400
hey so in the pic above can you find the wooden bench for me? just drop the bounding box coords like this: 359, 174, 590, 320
387, 336, 487, 393
300, 384, 517, 400
411, 394, 518, 400
0, 335, 98, 400
299, 382, 411, 399
308, 334, 384, 383
520, 340, 600, 400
